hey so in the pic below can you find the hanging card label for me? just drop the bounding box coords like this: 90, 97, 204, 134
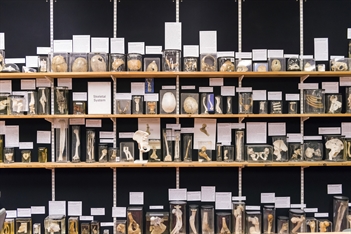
110, 38, 125, 54
252, 49, 267, 61
253, 90, 267, 100
261, 193, 275, 203
322, 82, 339, 93
68, 201, 82, 216
209, 78, 223, 86
183, 45, 199, 57
268, 92, 282, 101
201, 186, 216, 202
187, 191, 201, 201
73, 92, 88, 101
128, 42, 145, 55
69, 119, 85, 125
221, 86, 235, 96
0, 33, 4, 50
275, 197, 291, 208
0, 80, 12, 93
48, 201, 66, 215
199, 87, 213, 93
268, 50, 284, 58
340, 77, 351, 86
129, 192, 144, 205
146, 46, 162, 54
268, 123, 286, 136
327, 184, 342, 194
31, 206, 45, 214
54, 40, 72, 53
298, 83, 318, 90
91, 37, 109, 53
72, 35, 90, 53
168, 189, 187, 201
112, 207, 126, 218
21, 79, 36, 90
314, 38, 329, 61
165, 23, 182, 50
200, 31, 217, 54
285, 94, 300, 101
318, 127, 341, 135
26, 56, 39, 68
85, 119, 102, 128
37, 47, 51, 55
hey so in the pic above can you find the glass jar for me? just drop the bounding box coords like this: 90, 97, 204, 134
170, 201, 186, 234
303, 89, 325, 114
110, 53, 126, 71
201, 205, 215, 234
9, 95, 25, 115
183, 57, 198, 72
54, 87, 69, 115
218, 57, 235, 72
289, 209, 306, 234
38, 88, 50, 115
163, 49, 181, 71
0, 93, 9, 115
127, 53, 142, 71
333, 196, 349, 232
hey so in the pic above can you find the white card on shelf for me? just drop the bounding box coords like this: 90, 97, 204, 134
315, 213, 329, 218
340, 77, 351, 86
5, 58, 25, 64
91, 37, 109, 53
88, 82, 111, 114
215, 192, 232, 210
253, 90, 267, 101
246, 206, 260, 211
304, 208, 318, 213
19, 142, 33, 149
100, 222, 114, 227
181, 86, 196, 90
144, 94, 159, 102
165, 22, 182, 50
217, 51, 235, 57
146, 46, 162, 54
298, 83, 319, 90
303, 136, 322, 140
54, 40, 72, 53
200, 31, 217, 54
341, 122, 351, 138
0, 121, 4, 135
246, 122, 267, 144
80, 216, 93, 221
129, 192, 144, 205
25, 56, 38, 68
131, 82, 145, 95
49, 201, 66, 215
275, 197, 291, 208
330, 55, 344, 59
6, 210, 17, 218
209, 78, 223, 86
85, 119, 102, 128
268, 50, 284, 58
37, 47, 51, 55
57, 78, 72, 90
0, 32, 4, 50
100, 139, 114, 144
314, 38, 329, 61
287, 133, 303, 143
183, 45, 199, 57
110, 38, 125, 54
119, 132, 134, 138
69, 118, 85, 125
217, 123, 232, 143
300, 55, 314, 59
68, 201, 82, 216
285, 94, 300, 101
284, 54, 299, 58
169, 189, 187, 201
321, 82, 339, 93
99, 131, 114, 139
72, 35, 90, 53
201, 186, 216, 202
0, 80, 12, 93
17, 208, 31, 218
252, 49, 267, 61
21, 79, 36, 90
232, 196, 246, 201
115, 93, 132, 100
290, 204, 306, 208
235, 52, 252, 59
73, 92, 88, 101
199, 87, 213, 93
36, 78, 51, 88
318, 127, 341, 135
37, 131, 51, 144
112, 207, 126, 218
327, 184, 342, 194
268, 123, 286, 136
165, 124, 181, 130
149, 206, 164, 210
91, 208, 105, 216
221, 86, 235, 96
268, 92, 282, 101
162, 85, 176, 90
348, 28, 351, 39
261, 193, 275, 203
236, 87, 252, 93
181, 128, 194, 133
5, 125, 19, 147
128, 42, 145, 55
187, 191, 201, 201
31, 206, 45, 215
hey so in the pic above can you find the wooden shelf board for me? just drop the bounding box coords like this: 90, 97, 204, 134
1, 161, 351, 169
1, 71, 351, 79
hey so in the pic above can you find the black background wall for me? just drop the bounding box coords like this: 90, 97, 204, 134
1, 0, 351, 232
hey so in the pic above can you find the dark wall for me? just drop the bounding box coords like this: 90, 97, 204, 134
1, 0, 351, 232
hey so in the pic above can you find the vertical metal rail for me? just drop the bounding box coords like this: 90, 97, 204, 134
113, 0, 117, 38
50, 0, 55, 202
175, 0, 180, 189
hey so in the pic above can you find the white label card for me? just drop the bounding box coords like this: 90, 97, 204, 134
187, 191, 201, 201
85, 119, 102, 128
236, 52, 252, 59
99, 131, 114, 139
217, 51, 235, 57
252, 49, 267, 61
268, 50, 284, 58
322, 82, 339, 93
303, 136, 322, 140
5, 125, 19, 147
268, 123, 286, 136
305, 208, 318, 213
144, 94, 159, 102
88, 82, 111, 114
340, 77, 351, 86
145, 46, 162, 54
232, 196, 246, 201
57, 78, 72, 90
298, 83, 318, 90
73, 35, 90, 53
37, 47, 51, 55
149, 206, 164, 210
17, 208, 31, 218
0, 32, 4, 50
100, 139, 114, 144
275, 197, 291, 208
217, 123, 232, 143
91, 208, 105, 216
209, 78, 223, 86
183, 45, 199, 57
6, 210, 17, 218
31, 206, 45, 215
315, 213, 329, 218
246, 206, 261, 211
287, 133, 302, 143
261, 193, 275, 203
215, 192, 232, 210
246, 122, 267, 144
21, 79, 36, 90
268, 92, 282, 101
112, 207, 126, 218
201, 186, 216, 202
91, 37, 109, 53
285, 94, 300, 101
100, 222, 114, 227
236, 87, 252, 93
69, 118, 85, 125
49, 201, 66, 215
348, 28, 351, 39
253, 90, 267, 101
341, 122, 351, 138
200, 31, 217, 54
0, 121, 4, 135
119, 132, 135, 138
181, 128, 194, 133
73, 92, 88, 101
327, 184, 342, 194
165, 22, 182, 50
80, 216, 93, 221
37, 131, 51, 144
314, 38, 329, 61
128, 42, 145, 55
115, 93, 132, 100
290, 204, 306, 208
318, 127, 341, 135
162, 85, 176, 90
36, 78, 51, 87
110, 38, 125, 54
0, 80, 12, 93
5, 58, 25, 64
25, 56, 39, 68
19, 142, 33, 149
54, 40, 72, 53
181, 86, 196, 90
199, 87, 213, 93
68, 201, 82, 216
129, 192, 144, 205
131, 82, 145, 95
221, 86, 235, 96
168, 189, 187, 201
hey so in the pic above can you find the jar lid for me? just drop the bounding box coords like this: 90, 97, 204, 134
170, 201, 186, 205
333, 196, 349, 201
289, 209, 305, 214
264, 205, 275, 209
201, 205, 214, 209
216, 212, 231, 216
189, 204, 198, 209
246, 211, 261, 215
278, 216, 289, 220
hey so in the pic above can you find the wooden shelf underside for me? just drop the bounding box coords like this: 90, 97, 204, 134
0, 71, 351, 79
1, 161, 351, 169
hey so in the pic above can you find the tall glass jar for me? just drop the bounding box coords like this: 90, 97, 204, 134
38, 147, 48, 163
55, 119, 69, 163
216, 212, 231, 234
235, 130, 245, 162
9, 95, 25, 115
201, 205, 215, 234
246, 211, 261, 234
189, 205, 199, 234
277, 216, 289, 234
38, 87, 50, 115
232, 202, 245, 234
333, 196, 349, 232
71, 126, 81, 163
169, 201, 186, 234
163, 49, 181, 71
346, 87, 351, 113
0, 93, 9, 115
27, 91, 37, 115
38, 55, 50, 72
54, 87, 68, 115
289, 209, 306, 234
182, 134, 193, 162
303, 89, 325, 114
86, 129, 96, 163
238, 92, 253, 114
263, 205, 275, 234
110, 53, 126, 71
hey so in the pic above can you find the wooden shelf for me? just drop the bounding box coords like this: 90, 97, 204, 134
1, 161, 351, 169
1, 71, 351, 79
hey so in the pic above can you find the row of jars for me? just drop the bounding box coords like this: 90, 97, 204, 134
3, 197, 347, 234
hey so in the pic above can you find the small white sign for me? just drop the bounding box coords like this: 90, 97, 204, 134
19, 142, 33, 149
183, 45, 199, 57
144, 94, 159, 102
287, 133, 302, 143
73, 92, 88, 101
181, 128, 194, 133
165, 22, 182, 50
49, 201, 66, 215
298, 83, 319, 90
169, 189, 187, 201
340, 77, 351, 86
37, 131, 51, 144
268, 92, 282, 101
88, 82, 111, 114
187, 191, 201, 201
57, 78, 72, 90
318, 127, 341, 135
268, 50, 284, 58
91, 208, 105, 216
99, 131, 115, 139
314, 38, 329, 61
236, 87, 252, 93
69, 118, 85, 125
149, 206, 164, 210
285, 94, 300, 101
100, 222, 114, 227
304, 208, 318, 213
252, 49, 267, 61
217, 51, 235, 57
112, 207, 126, 218
303, 136, 322, 140
290, 204, 306, 208
327, 184, 342, 194
80, 216, 94, 221
236, 52, 252, 59
119, 132, 134, 138
131, 82, 145, 95
221, 86, 235, 96
342, 122, 351, 138
91, 37, 109, 53
314, 213, 329, 218
162, 85, 176, 90
6, 210, 17, 218
129, 192, 144, 205
86, 119, 102, 128
275, 197, 291, 208
68, 201, 82, 216
268, 123, 286, 136
322, 82, 339, 94
0, 80, 12, 93
201, 186, 216, 202
0, 32, 4, 50
5, 58, 25, 64
73, 35, 91, 53
253, 90, 267, 101
110, 38, 125, 54
261, 193, 275, 203
31, 206, 45, 215
209, 78, 223, 86
37, 47, 51, 55
26, 56, 39, 68
128, 42, 145, 55
246, 122, 267, 144
146, 46, 162, 54
21, 79, 36, 90
215, 192, 232, 210
199, 87, 214, 93
200, 31, 217, 54
54, 40, 72, 53
246, 206, 261, 211
181, 86, 196, 90
348, 28, 351, 39
36, 78, 51, 87
17, 208, 32, 217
